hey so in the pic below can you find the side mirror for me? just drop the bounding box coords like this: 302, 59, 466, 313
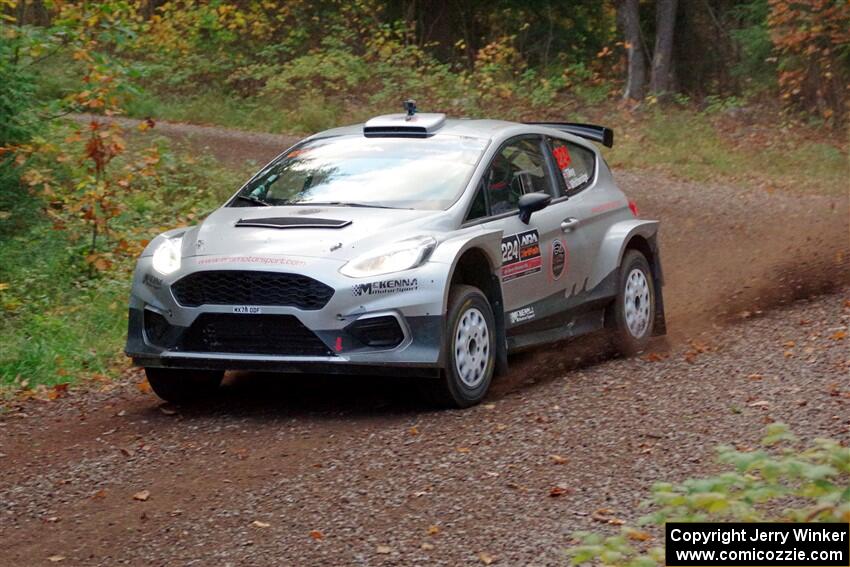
518, 192, 552, 224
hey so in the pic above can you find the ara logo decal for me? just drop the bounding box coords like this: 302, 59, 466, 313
501, 229, 542, 282
551, 239, 567, 280
509, 306, 535, 324
352, 278, 419, 297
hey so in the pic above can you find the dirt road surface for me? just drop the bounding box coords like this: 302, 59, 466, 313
2, 117, 848, 566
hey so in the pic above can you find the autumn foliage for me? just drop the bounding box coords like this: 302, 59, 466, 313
768, 0, 850, 126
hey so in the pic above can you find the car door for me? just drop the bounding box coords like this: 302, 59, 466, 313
544, 136, 602, 300
478, 136, 586, 327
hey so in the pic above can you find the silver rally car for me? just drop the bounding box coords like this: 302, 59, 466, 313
126, 105, 666, 407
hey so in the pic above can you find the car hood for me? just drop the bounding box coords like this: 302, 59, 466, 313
182, 206, 446, 262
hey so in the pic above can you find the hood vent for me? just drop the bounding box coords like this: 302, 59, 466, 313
235, 217, 352, 229
363, 113, 446, 138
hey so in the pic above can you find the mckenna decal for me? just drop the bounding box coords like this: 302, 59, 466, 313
352, 278, 419, 297
142, 273, 163, 290
509, 306, 535, 324
551, 239, 567, 280
501, 229, 542, 282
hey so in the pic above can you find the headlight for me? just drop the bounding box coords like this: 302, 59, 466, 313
151, 236, 183, 275
340, 236, 436, 278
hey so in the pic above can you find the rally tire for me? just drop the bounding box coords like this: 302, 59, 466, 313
427, 285, 496, 408
608, 250, 655, 356
144, 367, 224, 404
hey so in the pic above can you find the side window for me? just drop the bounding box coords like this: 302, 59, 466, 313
485, 138, 550, 216
549, 138, 595, 196
465, 185, 488, 222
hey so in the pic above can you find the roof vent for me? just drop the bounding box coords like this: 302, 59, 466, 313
363, 111, 446, 138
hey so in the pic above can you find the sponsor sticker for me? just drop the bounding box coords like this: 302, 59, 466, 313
352, 278, 418, 297
196, 255, 307, 267
509, 306, 535, 324
553, 145, 571, 170
233, 306, 262, 314
566, 172, 589, 189
551, 239, 567, 280
501, 229, 542, 282
142, 273, 163, 290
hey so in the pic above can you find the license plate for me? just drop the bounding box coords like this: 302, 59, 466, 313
232, 306, 262, 314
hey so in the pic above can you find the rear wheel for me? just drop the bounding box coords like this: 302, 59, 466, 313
608, 250, 655, 356
144, 367, 223, 404
427, 284, 496, 408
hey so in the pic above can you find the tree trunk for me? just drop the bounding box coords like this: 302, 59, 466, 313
617, 0, 646, 101
650, 0, 678, 96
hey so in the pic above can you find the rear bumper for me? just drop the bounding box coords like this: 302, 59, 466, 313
125, 307, 444, 377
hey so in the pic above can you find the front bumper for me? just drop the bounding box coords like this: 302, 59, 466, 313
124, 254, 447, 377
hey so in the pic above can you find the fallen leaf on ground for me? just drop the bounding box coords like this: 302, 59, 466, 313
309, 529, 323, 540
47, 555, 65, 562
747, 373, 763, 380
549, 485, 571, 497
159, 405, 178, 416
252, 520, 270, 528
48, 383, 69, 400
549, 454, 567, 464
591, 508, 625, 524
830, 330, 846, 341
91, 489, 107, 499
421, 542, 434, 550
427, 525, 440, 535
626, 528, 653, 542
409, 426, 419, 436
376, 545, 392, 554
479, 552, 496, 564
456, 446, 470, 453
748, 400, 770, 408
132, 490, 150, 501
137, 380, 152, 394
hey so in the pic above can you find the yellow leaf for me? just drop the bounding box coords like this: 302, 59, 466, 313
132, 490, 150, 501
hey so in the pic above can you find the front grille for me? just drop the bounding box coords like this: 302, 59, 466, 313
181, 314, 332, 356
171, 270, 334, 309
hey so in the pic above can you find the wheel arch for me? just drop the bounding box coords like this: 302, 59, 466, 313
593, 219, 666, 336
432, 231, 508, 375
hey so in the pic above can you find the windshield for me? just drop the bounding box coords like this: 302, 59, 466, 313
229, 134, 488, 210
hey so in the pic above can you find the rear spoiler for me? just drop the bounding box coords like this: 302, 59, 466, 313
524, 122, 614, 148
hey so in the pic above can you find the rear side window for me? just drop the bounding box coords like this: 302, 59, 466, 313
485, 138, 550, 215
549, 138, 595, 195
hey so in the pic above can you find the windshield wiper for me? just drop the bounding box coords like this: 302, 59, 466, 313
299, 201, 404, 210
235, 194, 271, 207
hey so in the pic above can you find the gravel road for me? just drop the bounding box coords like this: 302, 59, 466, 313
2, 117, 848, 566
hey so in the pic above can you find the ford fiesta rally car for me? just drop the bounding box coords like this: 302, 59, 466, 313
126, 105, 666, 407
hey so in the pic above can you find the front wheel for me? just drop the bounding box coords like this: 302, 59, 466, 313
144, 367, 223, 404
608, 250, 656, 356
427, 284, 496, 408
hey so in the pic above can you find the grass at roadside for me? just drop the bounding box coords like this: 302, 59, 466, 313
0, 134, 246, 392
609, 108, 848, 196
